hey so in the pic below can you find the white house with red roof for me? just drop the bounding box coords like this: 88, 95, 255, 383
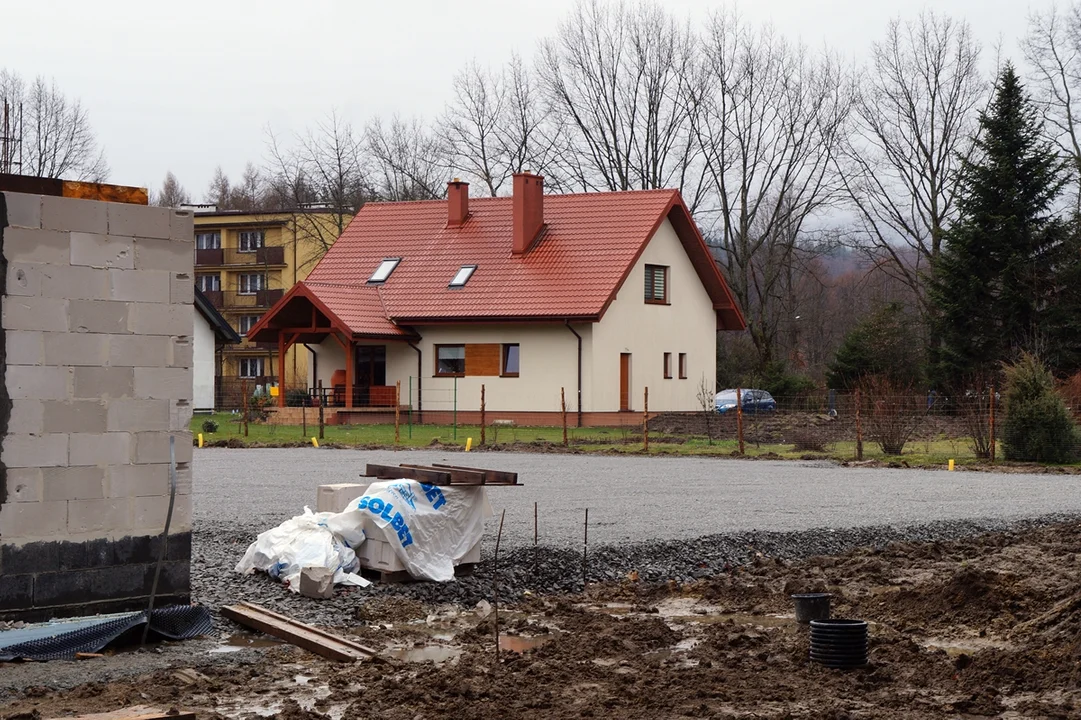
248, 173, 744, 426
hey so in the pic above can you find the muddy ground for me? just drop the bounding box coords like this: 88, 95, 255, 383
3, 521, 1081, 719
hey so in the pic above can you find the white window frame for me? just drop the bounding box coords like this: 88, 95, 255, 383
196, 231, 221, 250
196, 274, 221, 292
449, 265, 477, 287
238, 315, 261, 337
369, 257, 401, 283
238, 230, 264, 253
238, 357, 264, 378
238, 273, 266, 295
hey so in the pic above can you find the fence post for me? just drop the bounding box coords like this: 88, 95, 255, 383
989, 383, 996, 464
735, 388, 744, 455
643, 387, 649, 452
395, 380, 401, 446
855, 387, 863, 461
302, 403, 306, 437
480, 384, 486, 446
317, 380, 325, 440
561, 387, 568, 447
241, 379, 249, 437
453, 376, 458, 442
408, 376, 413, 440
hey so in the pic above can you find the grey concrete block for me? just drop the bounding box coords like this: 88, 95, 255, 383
68, 497, 130, 535
0, 500, 68, 540
133, 493, 191, 533
134, 432, 193, 464
106, 463, 169, 497
9, 399, 44, 435
108, 203, 173, 239
106, 399, 170, 432
170, 273, 194, 305
42, 400, 108, 433
299, 567, 335, 599
2, 433, 69, 468
42, 195, 108, 234
7, 330, 44, 366
69, 300, 130, 334
70, 233, 134, 269
170, 400, 194, 432
134, 367, 192, 401
108, 334, 172, 367
69, 432, 132, 467
6, 467, 43, 503
73, 366, 133, 400
43, 332, 110, 366
6, 262, 42, 297
43, 466, 106, 501
109, 268, 171, 303
7, 365, 72, 400
129, 302, 193, 337
134, 237, 194, 273
175, 461, 193, 495
3, 191, 42, 229
40, 264, 111, 301
2, 227, 70, 263
2, 295, 68, 332
170, 336, 193, 368
170, 208, 194, 240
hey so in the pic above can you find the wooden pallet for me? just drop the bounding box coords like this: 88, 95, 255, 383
363, 462, 519, 486
48, 707, 196, 720
221, 601, 381, 662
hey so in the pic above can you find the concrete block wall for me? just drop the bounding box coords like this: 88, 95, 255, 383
0, 191, 195, 621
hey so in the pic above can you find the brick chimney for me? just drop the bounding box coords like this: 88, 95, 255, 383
447, 178, 469, 227
512, 172, 544, 254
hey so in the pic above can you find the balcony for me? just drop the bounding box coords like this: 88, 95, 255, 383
207, 289, 285, 310
195, 246, 286, 267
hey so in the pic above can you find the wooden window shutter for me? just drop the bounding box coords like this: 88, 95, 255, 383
465, 343, 501, 376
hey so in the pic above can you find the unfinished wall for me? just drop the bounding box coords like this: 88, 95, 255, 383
0, 191, 194, 621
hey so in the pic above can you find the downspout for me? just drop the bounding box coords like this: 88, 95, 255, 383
408, 339, 423, 423
565, 321, 583, 427
304, 343, 317, 395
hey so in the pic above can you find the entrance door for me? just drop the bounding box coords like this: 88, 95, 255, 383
620, 353, 631, 411
354, 345, 387, 406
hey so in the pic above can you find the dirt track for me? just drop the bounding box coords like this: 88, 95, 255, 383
4, 521, 1081, 719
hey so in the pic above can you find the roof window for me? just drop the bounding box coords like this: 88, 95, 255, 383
369, 257, 401, 283
449, 265, 476, 287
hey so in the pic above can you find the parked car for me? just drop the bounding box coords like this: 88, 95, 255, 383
715, 388, 777, 414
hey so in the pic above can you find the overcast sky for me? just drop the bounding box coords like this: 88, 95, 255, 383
5, 0, 1052, 197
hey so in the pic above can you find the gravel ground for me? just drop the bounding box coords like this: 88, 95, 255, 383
189, 448, 1081, 627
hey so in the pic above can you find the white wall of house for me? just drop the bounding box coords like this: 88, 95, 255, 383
193, 309, 217, 412
307, 339, 346, 391
589, 217, 717, 412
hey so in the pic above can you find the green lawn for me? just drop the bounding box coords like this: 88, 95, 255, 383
190, 412, 1006, 468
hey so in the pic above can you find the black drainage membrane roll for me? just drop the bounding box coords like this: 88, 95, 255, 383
809, 618, 868, 669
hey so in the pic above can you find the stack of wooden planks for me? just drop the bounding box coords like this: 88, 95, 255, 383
362, 463, 520, 486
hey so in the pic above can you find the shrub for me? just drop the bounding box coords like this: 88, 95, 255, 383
201, 418, 219, 434
1003, 354, 1079, 463
790, 429, 827, 453
286, 389, 311, 407
861, 375, 926, 456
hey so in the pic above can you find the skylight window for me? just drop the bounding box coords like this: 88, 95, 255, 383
369, 258, 401, 283
449, 265, 476, 287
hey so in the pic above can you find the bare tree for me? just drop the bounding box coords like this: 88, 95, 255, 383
151, 171, 190, 207
0, 70, 108, 181
205, 165, 232, 206
366, 115, 446, 201
1024, 4, 1081, 209
840, 11, 985, 315
536, 0, 705, 207
695, 374, 716, 444
692, 11, 851, 368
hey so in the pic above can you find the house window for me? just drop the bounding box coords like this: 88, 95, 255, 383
238, 230, 264, 252
679, 353, 687, 379
644, 264, 668, 304
196, 274, 220, 292
664, 352, 672, 379
196, 231, 221, 250
449, 265, 476, 287
238, 315, 261, 337
502, 344, 520, 377
369, 258, 401, 283
238, 357, 264, 378
435, 345, 466, 376
238, 273, 265, 295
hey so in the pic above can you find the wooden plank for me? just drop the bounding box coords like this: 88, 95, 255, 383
465, 343, 501, 376
364, 463, 451, 486
47, 706, 196, 720
62, 180, 148, 205
401, 463, 486, 485
221, 602, 378, 662
432, 463, 519, 485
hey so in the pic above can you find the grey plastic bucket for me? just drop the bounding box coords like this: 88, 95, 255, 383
791, 592, 831, 623
809, 618, 868, 668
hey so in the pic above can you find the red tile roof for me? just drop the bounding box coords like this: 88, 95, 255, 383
249, 187, 744, 340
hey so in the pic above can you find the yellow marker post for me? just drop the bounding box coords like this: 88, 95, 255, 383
197, 433, 204, 448
311, 437, 319, 448
465, 437, 473, 452
948, 459, 955, 471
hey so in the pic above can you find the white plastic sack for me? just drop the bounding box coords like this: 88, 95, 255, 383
345, 479, 492, 582
235, 507, 371, 591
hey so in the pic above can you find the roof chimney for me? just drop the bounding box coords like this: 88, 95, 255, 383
447, 178, 469, 227
512, 172, 544, 254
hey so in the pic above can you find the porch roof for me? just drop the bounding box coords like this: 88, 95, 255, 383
247, 281, 415, 343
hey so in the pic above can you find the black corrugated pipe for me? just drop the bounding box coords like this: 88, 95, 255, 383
565, 321, 583, 427
409, 341, 423, 422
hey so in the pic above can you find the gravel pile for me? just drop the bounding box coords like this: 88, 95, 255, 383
191, 513, 1078, 627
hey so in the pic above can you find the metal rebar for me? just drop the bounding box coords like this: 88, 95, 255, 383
493, 508, 506, 663
141, 435, 177, 647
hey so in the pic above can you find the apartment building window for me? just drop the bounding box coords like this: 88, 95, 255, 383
238, 230, 265, 252
502, 344, 520, 377
196, 274, 220, 292
238, 273, 266, 295
435, 345, 466, 376
238, 315, 261, 336
644, 264, 668, 304
664, 352, 672, 379
238, 357, 264, 378
196, 231, 221, 250
678, 353, 687, 379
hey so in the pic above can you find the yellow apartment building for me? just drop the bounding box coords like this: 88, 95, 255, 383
189, 205, 350, 406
